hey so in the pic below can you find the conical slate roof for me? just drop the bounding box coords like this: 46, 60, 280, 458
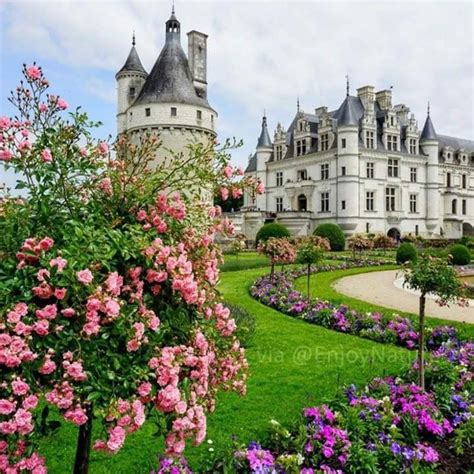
420, 114, 437, 140
335, 95, 360, 126
117, 45, 147, 75
134, 12, 211, 109
257, 115, 272, 148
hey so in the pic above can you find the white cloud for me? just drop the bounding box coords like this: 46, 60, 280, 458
2, 0, 473, 168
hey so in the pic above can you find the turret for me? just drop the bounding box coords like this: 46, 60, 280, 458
420, 103, 440, 234
255, 114, 272, 210
116, 33, 148, 134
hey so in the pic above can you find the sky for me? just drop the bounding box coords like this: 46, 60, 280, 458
1, 0, 473, 191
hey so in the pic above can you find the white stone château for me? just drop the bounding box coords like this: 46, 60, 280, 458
242, 84, 474, 240
116, 8, 217, 165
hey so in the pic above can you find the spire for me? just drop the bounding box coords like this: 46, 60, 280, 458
116, 34, 147, 76
297, 97, 300, 113
166, 4, 180, 42
420, 103, 437, 140
257, 114, 272, 148
346, 75, 350, 96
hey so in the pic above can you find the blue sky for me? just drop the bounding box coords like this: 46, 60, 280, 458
1, 0, 473, 190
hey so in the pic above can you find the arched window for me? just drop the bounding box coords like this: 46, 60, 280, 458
297, 194, 307, 211
452, 199, 457, 214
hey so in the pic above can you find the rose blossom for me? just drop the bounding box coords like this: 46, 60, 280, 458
77, 269, 93, 284
41, 149, 52, 163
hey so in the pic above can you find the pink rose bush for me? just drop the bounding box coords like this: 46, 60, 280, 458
257, 237, 296, 276
0, 65, 258, 471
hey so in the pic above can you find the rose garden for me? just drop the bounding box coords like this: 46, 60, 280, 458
0, 66, 473, 473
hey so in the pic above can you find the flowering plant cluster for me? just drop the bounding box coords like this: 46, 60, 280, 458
372, 234, 397, 253
0, 65, 263, 472
257, 237, 297, 276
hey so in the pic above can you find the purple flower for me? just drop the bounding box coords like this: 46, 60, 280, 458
391, 442, 401, 455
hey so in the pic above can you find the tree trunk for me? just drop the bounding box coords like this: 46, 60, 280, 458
418, 294, 426, 390
73, 405, 93, 474
307, 263, 311, 299
271, 262, 275, 280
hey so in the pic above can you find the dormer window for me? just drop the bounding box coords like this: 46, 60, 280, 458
387, 134, 398, 151
275, 145, 283, 161
409, 138, 417, 154
129, 87, 136, 98
320, 134, 329, 151
296, 140, 306, 156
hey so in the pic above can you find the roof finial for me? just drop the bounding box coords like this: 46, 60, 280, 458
346, 75, 350, 96
263, 108, 266, 118
172, 0, 175, 15
132, 30, 136, 46
427, 101, 430, 116
297, 97, 300, 113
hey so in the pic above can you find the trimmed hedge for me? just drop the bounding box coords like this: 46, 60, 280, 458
396, 242, 418, 264
313, 223, 345, 251
449, 244, 471, 265
255, 222, 290, 244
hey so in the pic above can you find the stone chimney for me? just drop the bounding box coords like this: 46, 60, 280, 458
357, 85, 375, 111
375, 89, 392, 110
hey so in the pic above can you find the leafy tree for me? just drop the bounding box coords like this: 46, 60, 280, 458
257, 237, 296, 278
449, 244, 471, 265
372, 234, 396, 255
0, 65, 263, 473
403, 254, 467, 389
396, 243, 418, 264
347, 234, 373, 260
296, 236, 330, 298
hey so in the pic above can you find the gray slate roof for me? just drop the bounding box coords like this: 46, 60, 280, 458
117, 46, 147, 75
245, 153, 257, 172
420, 115, 437, 140
332, 95, 362, 126
133, 13, 212, 109
257, 116, 272, 148
437, 134, 474, 153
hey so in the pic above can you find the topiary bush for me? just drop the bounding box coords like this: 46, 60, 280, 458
396, 242, 418, 264
255, 222, 290, 244
448, 244, 471, 265
228, 304, 256, 347
313, 223, 345, 251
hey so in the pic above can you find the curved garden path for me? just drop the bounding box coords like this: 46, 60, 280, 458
333, 269, 473, 324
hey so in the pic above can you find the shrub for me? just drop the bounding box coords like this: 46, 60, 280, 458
228, 304, 256, 347
313, 223, 345, 251
448, 244, 471, 265
255, 222, 290, 244
396, 243, 417, 264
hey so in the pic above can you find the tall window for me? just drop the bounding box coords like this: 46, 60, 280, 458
387, 134, 398, 151
276, 172, 283, 187
321, 163, 329, 180
341, 166, 346, 176
275, 145, 283, 161
366, 191, 375, 211
409, 194, 417, 213
366, 162, 375, 179
341, 138, 346, 149
452, 199, 457, 214
276, 197, 283, 212
409, 138, 417, 154
341, 200, 346, 210
388, 159, 399, 178
321, 192, 329, 212
366, 131, 375, 149
462, 174, 467, 189
462, 199, 467, 215
145, 108, 151, 117
410, 167, 417, 183
385, 187, 396, 211
171, 107, 177, 116
446, 172, 452, 187
320, 134, 329, 151
296, 140, 306, 156
196, 110, 202, 120
129, 87, 136, 98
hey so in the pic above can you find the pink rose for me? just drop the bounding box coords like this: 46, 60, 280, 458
97, 141, 109, 155
220, 187, 229, 201
0, 400, 16, 415
137, 382, 152, 397
12, 379, 29, 396
33, 320, 49, 336
39, 103, 48, 112
50, 256, 67, 272
41, 149, 52, 163
0, 116, 10, 130
26, 65, 41, 80
0, 149, 13, 161
222, 164, 233, 179
256, 181, 265, 194
56, 98, 68, 110
232, 187, 243, 199
54, 288, 67, 300
77, 269, 93, 284
61, 308, 76, 318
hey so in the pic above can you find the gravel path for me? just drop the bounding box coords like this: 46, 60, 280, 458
333, 270, 473, 324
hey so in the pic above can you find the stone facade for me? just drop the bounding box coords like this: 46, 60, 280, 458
116, 10, 217, 167
241, 86, 474, 241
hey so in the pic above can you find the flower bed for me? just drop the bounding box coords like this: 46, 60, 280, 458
222, 265, 473, 473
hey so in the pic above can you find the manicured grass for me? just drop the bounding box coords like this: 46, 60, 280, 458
37, 266, 413, 473
294, 265, 474, 340
219, 252, 269, 272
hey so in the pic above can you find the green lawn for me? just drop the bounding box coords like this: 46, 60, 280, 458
37, 265, 413, 473
293, 265, 474, 340
219, 252, 269, 272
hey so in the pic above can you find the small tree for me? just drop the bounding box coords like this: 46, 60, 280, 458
347, 234, 373, 260
372, 234, 396, 255
296, 236, 330, 298
257, 237, 296, 278
403, 254, 467, 390
230, 233, 247, 264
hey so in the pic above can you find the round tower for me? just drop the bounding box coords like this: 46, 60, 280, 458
336, 90, 360, 233
121, 9, 217, 168
420, 104, 440, 235
116, 33, 148, 134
